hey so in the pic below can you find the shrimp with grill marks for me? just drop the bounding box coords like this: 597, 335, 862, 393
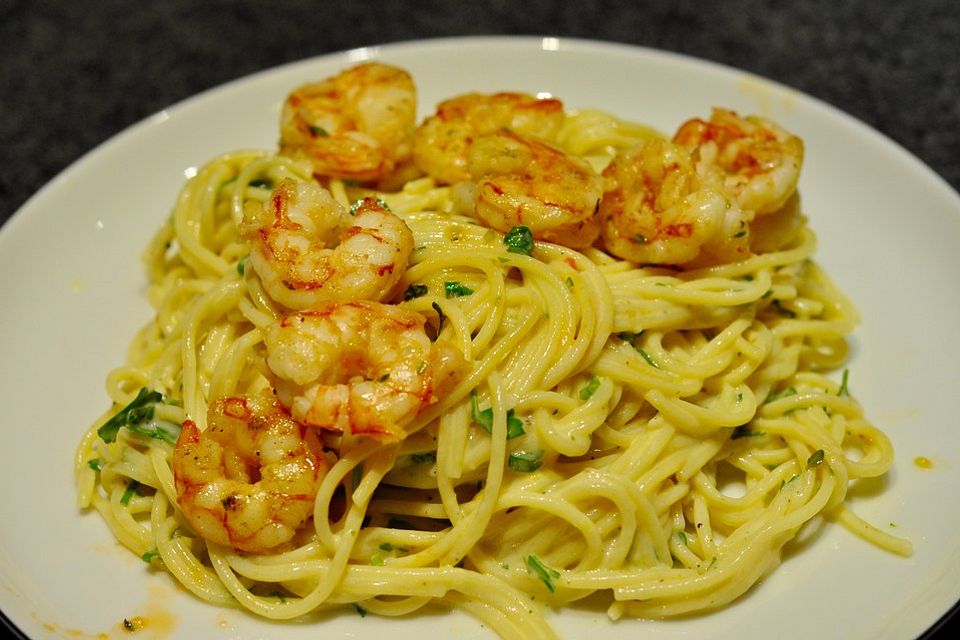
240, 179, 414, 309
264, 300, 467, 441
455, 129, 605, 249
279, 62, 417, 183
172, 394, 332, 554
599, 137, 750, 266
673, 108, 804, 217
413, 91, 565, 185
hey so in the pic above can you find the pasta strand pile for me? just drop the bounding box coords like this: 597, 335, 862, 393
75, 109, 908, 639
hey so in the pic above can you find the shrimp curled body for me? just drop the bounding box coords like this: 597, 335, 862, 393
456, 130, 604, 249
413, 91, 565, 185
279, 62, 417, 182
240, 179, 414, 309
172, 394, 331, 554
599, 138, 750, 266
673, 108, 804, 217
265, 300, 467, 440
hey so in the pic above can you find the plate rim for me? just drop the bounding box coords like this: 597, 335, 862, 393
1, 33, 959, 640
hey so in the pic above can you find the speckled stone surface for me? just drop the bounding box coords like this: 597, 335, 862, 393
1, 0, 958, 224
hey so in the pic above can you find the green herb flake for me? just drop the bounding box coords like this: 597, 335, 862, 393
309, 125, 329, 137
352, 464, 364, 489
565, 276, 575, 288
444, 281, 474, 298
141, 549, 160, 563
837, 368, 851, 396
771, 299, 796, 318
617, 332, 659, 367
353, 603, 367, 617
403, 283, 428, 300
731, 425, 764, 439
676, 531, 688, 545
470, 392, 525, 438
579, 376, 601, 401
508, 450, 543, 473
504, 225, 534, 255
431, 301, 446, 333
807, 449, 825, 469
765, 386, 797, 404
525, 554, 560, 592
410, 452, 437, 465
87, 458, 103, 472
248, 178, 274, 190
97, 387, 181, 445
635, 347, 660, 369
121, 481, 140, 506
236, 257, 247, 276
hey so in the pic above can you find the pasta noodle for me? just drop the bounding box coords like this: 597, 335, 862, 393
74, 69, 909, 639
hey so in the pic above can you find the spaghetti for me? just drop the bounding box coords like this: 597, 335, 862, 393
75, 66, 909, 639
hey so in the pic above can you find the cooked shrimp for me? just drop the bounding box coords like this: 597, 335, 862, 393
598, 138, 750, 266
264, 300, 467, 440
673, 108, 804, 216
413, 92, 565, 184
172, 394, 331, 554
279, 62, 417, 182
455, 130, 604, 248
240, 179, 414, 309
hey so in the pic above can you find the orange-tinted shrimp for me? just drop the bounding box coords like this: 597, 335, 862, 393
172, 394, 331, 554
673, 108, 804, 217
264, 300, 467, 440
279, 62, 417, 182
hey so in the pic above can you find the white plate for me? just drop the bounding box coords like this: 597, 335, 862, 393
1, 36, 958, 640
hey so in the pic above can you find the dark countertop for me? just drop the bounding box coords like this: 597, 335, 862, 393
0, 0, 958, 637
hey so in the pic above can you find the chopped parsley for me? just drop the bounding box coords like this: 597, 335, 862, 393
525, 554, 560, 592
444, 281, 474, 298
579, 376, 601, 401
508, 450, 543, 473
248, 178, 274, 190
470, 392, 525, 438
503, 225, 534, 255
120, 481, 140, 506
617, 332, 660, 368
431, 301, 446, 333
807, 449, 825, 469
837, 368, 851, 396
410, 452, 437, 465
771, 299, 796, 318
308, 125, 329, 137
97, 387, 180, 445
352, 464, 364, 489
765, 386, 797, 403
731, 425, 764, 439
403, 283, 428, 300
